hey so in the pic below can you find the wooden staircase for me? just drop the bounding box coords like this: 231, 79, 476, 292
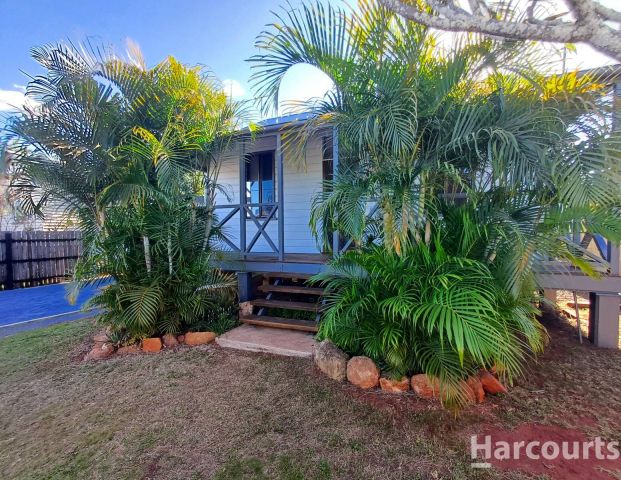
240, 273, 324, 333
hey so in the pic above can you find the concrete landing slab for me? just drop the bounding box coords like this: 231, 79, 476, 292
216, 324, 317, 358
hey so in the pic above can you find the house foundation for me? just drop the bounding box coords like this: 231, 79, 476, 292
588, 292, 621, 349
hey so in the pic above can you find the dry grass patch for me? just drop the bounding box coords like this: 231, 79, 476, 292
0, 314, 619, 479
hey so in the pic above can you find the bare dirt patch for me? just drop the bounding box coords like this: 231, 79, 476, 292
481, 422, 619, 480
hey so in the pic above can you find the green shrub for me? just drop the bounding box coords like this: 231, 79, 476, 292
5, 44, 245, 340
190, 302, 239, 335
77, 195, 237, 339
315, 238, 546, 408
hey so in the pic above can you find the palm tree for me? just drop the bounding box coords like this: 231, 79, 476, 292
5, 42, 245, 338
249, 0, 621, 407
249, 0, 621, 294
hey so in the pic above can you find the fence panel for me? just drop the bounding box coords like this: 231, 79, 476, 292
0, 231, 82, 290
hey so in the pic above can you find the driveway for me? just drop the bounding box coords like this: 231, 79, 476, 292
0, 282, 104, 337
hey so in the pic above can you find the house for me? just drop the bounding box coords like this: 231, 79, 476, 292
210, 113, 336, 334
211, 105, 621, 348
212, 112, 337, 273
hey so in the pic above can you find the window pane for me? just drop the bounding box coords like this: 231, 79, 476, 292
246, 156, 260, 216
322, 158, 333, 190
322, 135, 333, 160
260, 153, 273, 180
260, 153, 274, 215
245, 152, 275, 217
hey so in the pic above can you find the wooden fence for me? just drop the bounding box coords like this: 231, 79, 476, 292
0, 231, 82, 290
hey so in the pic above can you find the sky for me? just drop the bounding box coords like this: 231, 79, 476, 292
0, 0, 335, 121
0, 0, 617, 123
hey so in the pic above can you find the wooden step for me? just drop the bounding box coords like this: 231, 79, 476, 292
240, 315, 319, 332
258, 284, 325, 295
250, 299, 322, 312
262, 272, 313, 280
567, 301, 590, 309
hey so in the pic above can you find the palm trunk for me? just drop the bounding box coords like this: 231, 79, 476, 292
202, 181, 214, 251
167, 232, 173, 276
416, 179, 426, 245
143, 235, 152, 274
383, 210, 393, 251
97, 208, 106, 229
422, 175, 432, 245
401, 200, 409, 251
383, 199, 400, 255
202, 213, 213, 251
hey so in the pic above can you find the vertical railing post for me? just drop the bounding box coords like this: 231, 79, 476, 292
277, 133, 285, 262
607, 241, 620, 276
332, 126, 339, 257
588, 291, 621, 349
5, 232, 13, 290
239, 140, 246, 258
237, 271, 253, 302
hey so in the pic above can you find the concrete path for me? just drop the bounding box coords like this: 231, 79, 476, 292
216, 324, 317, 358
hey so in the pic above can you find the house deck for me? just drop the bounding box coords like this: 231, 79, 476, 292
214, 252, 329, 275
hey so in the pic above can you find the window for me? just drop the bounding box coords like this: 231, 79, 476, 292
245, 151, 274, 217
322, 135, 334, 190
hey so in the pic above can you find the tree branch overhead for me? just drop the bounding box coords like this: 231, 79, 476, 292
379, 0, 621, 61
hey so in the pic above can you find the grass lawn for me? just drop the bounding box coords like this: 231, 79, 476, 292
0, 314, 619, 480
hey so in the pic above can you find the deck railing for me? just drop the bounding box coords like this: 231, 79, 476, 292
214, 202, 282, 258
213, 132, 285, 261
537, 232, 621, 276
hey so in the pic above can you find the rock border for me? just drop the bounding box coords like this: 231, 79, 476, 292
312, 341, 508, 405
83, 330, 218, 361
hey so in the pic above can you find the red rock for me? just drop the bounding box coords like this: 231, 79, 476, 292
85, 342, 115, 360
162, 334, 179, 348
117, 345, 140, 355
177, 335, 185, 343
142, 337, 162, 353
346, 356, 380, 389
479, 370, 508, 394
466, 376, 486, 403
410, 374, 440, 398
379, 376, 410, 393
92, 331, 109, 344
184, 331, 216, 346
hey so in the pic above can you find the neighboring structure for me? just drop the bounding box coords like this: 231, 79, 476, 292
0, 151, 71, 232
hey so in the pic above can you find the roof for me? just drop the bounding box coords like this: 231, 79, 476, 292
575, 64, 621, 85
253, 112, 316, 133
